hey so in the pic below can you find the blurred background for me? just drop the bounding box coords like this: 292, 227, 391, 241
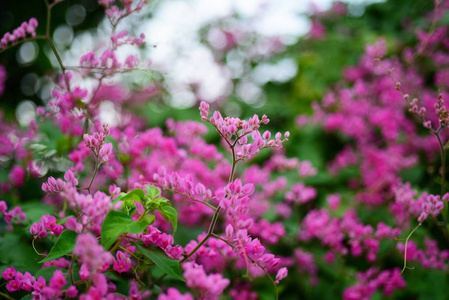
0, 0, 436, 158
0, 2, 445, 299
1, 0, 408, 115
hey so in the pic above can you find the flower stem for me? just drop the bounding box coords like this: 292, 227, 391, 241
400, 223, 421, 274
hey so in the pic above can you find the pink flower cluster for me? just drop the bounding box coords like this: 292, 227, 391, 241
0, 18, 38, 49
42, 169, 78, 194
152, 167, 213, 201
30, 215, 64, 238
113, 250, 132, 274
138, 225, 182, 259
0, 65, 6, 96
83, 124, 112, 160
417, 194, 448, 223
0, 201, 26, 225
63, 187, 113, 233
343, 268, 406, 300
182, 262, 230, 299
299, 208, 400, 263
200, 101, 290, 161
2, 267, 78, 299
158, 288, 193, 300
80, 49, 140, 71
285, 182, 317, 205
111, 30, 145, 47
99, 0, 149, 25
5, 0, 449, 299
217, 179, 284, 278
73, 232, 114, 277
398, 238, 449, 270
292, 249, 318, 284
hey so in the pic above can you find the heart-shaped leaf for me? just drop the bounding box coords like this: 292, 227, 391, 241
101, 210, 149, 250
135, 243, 184, 282
40, 230, 77, 263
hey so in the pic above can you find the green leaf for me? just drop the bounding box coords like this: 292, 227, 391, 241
40, 230, 77, 263
121, 199, 137, 216
0, 233, 41, 273
121, 189, 145, 203
145, 186, 161, 199
56, 136, 71, 154
135, 243, 184, 282
29, 143, 48, 152
112, 192, 127, 204
142, 214, 156, 224
159, 206, 178, 233
101, 210, 149, 250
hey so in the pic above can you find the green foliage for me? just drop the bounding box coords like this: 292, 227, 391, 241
121, 189, 146, 203
40, 229, 77, 263
0, 233, 41, 273
146, 185, 161, 199
100, 210, 149, 250
159, 206, 178, 233
135, 242, 184, 282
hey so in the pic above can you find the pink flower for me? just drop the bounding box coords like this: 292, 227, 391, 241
73, 232, 114, 276
182, 262, 230, 299
9, 165, 26, 187
49, 270, 66, 290
158, 288, 193, 300
66, 286, 78, 298
275, 267, 288, 284
2, 266, 16, 281
99, 143, 113, 163
0, 201, 7, 214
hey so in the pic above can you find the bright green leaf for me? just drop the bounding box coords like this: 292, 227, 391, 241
135, 243, 184, 282
145, 186, 161, 199
142, 214, 156, 225
40, 230, 77, 263
121, 199, 137, 216
112, 192, 127, 204
121, 189, 145, 203
101, 210, 148, 250
160, 206, 178, 233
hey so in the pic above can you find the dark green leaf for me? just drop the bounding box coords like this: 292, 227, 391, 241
40, 230, 77, 263
135, 243, 184, 282
0, 233, 41, 273
101, 210, 148, 250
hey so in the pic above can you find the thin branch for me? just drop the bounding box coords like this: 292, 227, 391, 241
86, 155, 101, 194
0, 36, 47, 55
0, 292, 16, 300
180, 206, 222, 262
